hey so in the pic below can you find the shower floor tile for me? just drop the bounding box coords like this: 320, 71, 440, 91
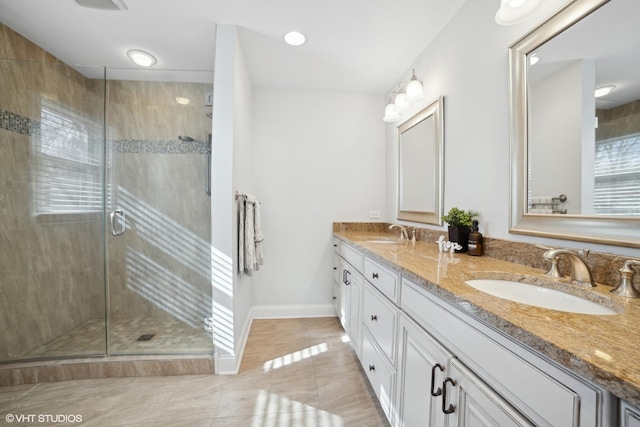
25, 317, 213, 358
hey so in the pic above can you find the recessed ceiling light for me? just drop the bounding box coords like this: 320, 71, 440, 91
595, 85, 616, 98
126, 49, 157, 67
495, 0, 541, 25
74, 0, 128, 10
176, 97, 190, 105
284, 31, 306, 46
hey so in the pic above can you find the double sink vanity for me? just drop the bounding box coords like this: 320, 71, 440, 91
332, 224, 640, 427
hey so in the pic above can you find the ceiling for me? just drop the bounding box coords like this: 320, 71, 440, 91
0, 0, 467, 94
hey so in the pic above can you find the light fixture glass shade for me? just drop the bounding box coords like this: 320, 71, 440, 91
383, 104, 400, 122
495, 0, 541, 25
127, 49, 157, 67
394, 92, 410, 113
406, 79, 424, 101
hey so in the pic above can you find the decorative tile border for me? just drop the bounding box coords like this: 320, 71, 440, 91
1, 109, 207, 154
0, 109, 40, 136
111, 140, 208, 154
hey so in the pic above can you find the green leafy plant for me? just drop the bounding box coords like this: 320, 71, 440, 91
442, 207, 479, 228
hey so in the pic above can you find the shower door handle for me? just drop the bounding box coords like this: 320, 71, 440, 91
110, 209, 126, 236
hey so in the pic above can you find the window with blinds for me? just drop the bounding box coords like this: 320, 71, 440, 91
594, 133, 640, 215
34, 99, 103, 215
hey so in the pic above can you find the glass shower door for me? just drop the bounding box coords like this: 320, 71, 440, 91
0, 59, 107, 362
105, 69, 214, 355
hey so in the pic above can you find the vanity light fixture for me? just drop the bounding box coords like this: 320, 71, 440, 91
383, 96, 400, 122
495, 0, 541, 25
394, 90, 411, 113
126, 49, 157, 67
382, 70, 426, 122
595, 85, 616, 98
406, 69, 424, 101
284, 31, 306, 46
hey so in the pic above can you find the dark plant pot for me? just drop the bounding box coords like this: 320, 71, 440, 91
448, 226, 470, 253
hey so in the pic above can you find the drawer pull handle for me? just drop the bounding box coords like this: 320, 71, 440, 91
442, 377, 456, 415
369, 365, 375, 372
370, 314, 378, 321
372, 272, 379, 279
430, 363, 444, 397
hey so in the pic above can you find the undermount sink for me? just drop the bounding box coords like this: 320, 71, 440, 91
363, 238, 400, 244
464, 279, 618, 315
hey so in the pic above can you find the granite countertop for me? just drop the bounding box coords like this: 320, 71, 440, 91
334, 229, 640, 408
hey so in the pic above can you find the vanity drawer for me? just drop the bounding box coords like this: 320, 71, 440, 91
360, 327, 395, 421
364, 256, 400, 304
339, 241, 363, 273
362, 284, 398, 365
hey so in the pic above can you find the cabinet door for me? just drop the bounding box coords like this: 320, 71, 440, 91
339, 258, 362, 353
338, 260, 350, 331
445, 358, 534, 427
348, 270, 362, 354
396, 313, 453, 427
621, 400, 640, 427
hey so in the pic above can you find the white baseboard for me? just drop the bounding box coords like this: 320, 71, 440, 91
214, 304, 337, 375
250, 304, 336, 319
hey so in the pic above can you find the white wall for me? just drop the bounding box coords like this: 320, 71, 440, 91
251, 88, 386, 313
384, 0, 640, 258
211, 24, 255, 373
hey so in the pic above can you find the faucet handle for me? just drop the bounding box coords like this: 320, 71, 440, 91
611, 260, 640, 298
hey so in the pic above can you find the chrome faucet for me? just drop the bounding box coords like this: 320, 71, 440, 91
389, 224, 408, 241
543, 248, 595, 288
610, 260, 640, 298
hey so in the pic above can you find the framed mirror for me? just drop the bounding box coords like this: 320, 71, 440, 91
397, 96, 444, 225
509, 0, 640, 248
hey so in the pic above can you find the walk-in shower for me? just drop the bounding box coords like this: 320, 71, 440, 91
0, 24, 215, 366
179, 134, 212, 196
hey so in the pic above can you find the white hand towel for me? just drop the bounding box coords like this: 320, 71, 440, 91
239, 194, 264, 276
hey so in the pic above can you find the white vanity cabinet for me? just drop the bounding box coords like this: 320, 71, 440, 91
400, 277, 616, 427
395, 312, 531, 427
446, 358, 534, 427
359, 277, 400, 421
332, 239, 340, 316
621, 401, 640, 427
336, 241, 363, 355
395, 312, 453, 427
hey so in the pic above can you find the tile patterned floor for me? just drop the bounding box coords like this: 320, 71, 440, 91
0, 318, 389, 426
25, 317, 213, 358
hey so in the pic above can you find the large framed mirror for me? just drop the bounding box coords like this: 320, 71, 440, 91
509, 0, 640, 248
397, 96, 444, 225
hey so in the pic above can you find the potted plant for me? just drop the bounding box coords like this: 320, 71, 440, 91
442, 207, 479, 252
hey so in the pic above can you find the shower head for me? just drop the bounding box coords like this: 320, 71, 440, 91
179, 135, 211, 153
179, 135, 196, 143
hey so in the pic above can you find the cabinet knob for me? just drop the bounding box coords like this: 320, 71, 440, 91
333, 244, 337, 247
442, 377, 456, 415
430, 363, 444, 397
332, 296, 337, 300
370, 314, 378, 321
368, 365, 375, 372
333, 267, 337, 270
372, 272, 379, 279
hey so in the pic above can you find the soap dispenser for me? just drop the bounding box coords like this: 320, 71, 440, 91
468, 220, 483, 256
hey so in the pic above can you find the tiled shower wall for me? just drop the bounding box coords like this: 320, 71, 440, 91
0, 24, 106, 361
106, 80, 213, 330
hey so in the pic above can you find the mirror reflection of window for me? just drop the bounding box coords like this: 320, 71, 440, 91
34, 99, 103, 215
